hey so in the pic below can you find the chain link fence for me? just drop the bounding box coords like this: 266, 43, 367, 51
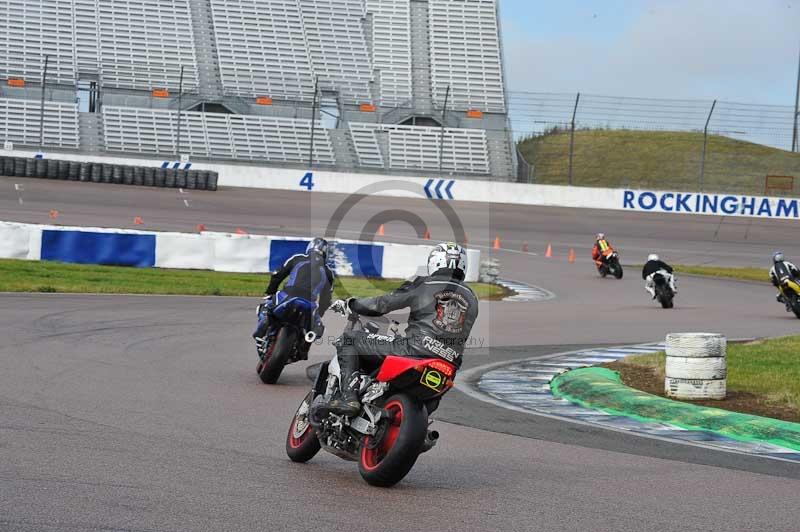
511, 92, 800, 196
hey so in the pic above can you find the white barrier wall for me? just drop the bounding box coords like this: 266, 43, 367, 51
5, 147, 798, 221
0, 222, 31, 259
0, 220, 479, 281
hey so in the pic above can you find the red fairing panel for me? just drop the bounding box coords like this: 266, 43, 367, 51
376, 356, 456, 382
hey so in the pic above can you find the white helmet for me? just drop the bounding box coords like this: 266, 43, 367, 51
596, 233, 605, 241
648, 253, 660, 262
428, 242, 467, 277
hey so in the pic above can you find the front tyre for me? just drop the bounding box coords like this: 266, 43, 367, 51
258, 327, 295, 384
286, 391, 321, 462
612, 261, 624, 279
358, 393, 428, 487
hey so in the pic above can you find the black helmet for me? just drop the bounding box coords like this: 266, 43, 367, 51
307, 237, 329, 260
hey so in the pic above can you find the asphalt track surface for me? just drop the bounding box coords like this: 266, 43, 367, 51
2, 177, 800, 531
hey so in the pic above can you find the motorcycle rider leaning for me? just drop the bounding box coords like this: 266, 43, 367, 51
252, 237, 335, 348
591, 233, 615, 271
326, 242, 479, 416
641, 253, 676, 299
769, 251, 800, 305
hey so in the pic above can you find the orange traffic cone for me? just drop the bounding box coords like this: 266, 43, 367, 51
235, 227, 247, 235
48, 209, 59, 220
133, 216, 144, 225
377, 224, 385, 236
196, 223, 207, 232
522, 241, 529, 253
568, 248, 576, 263
545, 244, 553, 258
493, 236, 501, 250
423, 229, 431, 240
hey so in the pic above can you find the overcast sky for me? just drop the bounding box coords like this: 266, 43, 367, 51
500, 0, 800, 105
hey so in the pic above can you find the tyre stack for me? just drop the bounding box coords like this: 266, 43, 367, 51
0, 156, 219, 191
664, 332, 727, 400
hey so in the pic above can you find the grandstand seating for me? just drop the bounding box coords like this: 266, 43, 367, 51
96, 1, 199, 91
428, 0, 506, 113
0, 97, 79, 149
366, 0, 413, 106
102, 106, 336, 165
0, 1, 198, 91
0, 0, 77, 85
348, 122, 490, 174
210, 0, 316, 100
299, 0, 372, 102
211, 0, 374, 102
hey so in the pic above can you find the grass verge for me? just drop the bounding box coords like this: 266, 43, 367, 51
0, 259, 508, 300
517, 128, 800, 195
672, 264, 769, 283
603, 335, 800, 422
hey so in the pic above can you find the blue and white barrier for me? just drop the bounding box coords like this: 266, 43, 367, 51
0, 221, 481, 282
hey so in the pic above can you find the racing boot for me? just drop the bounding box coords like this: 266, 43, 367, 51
325, 384, 361, 417
326, 345, 362, 416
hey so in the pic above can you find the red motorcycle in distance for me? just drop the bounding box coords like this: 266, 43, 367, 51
285, 310, 456, 487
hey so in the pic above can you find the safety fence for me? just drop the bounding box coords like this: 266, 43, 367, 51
0, 221, 481, 282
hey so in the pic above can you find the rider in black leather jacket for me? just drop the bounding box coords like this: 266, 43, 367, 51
327, 242, 479, 415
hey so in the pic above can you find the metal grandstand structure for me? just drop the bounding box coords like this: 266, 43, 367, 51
0, 0, 515, 180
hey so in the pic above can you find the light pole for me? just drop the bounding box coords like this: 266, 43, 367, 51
793, 44, 800, 152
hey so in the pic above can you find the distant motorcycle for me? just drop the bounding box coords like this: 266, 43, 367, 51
598, 249, 623, 279
651, 270, 675, 309
286, 309, 453, 487
255, 294, 322, 384
777, 275, 800, 319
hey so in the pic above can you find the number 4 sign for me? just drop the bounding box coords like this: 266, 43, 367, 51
299, 172, 315, 191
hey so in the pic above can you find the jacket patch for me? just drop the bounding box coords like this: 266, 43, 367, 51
432, 290, 468, 333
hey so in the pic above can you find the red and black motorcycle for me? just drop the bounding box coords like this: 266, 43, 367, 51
285, 311, 456, 487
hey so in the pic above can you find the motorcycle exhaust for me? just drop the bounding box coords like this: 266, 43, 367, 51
304, 330, 317, 343
420, 430, 439, 453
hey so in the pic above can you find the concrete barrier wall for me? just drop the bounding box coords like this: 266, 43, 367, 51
0, 221, 479, 281
4, 148, 796, 221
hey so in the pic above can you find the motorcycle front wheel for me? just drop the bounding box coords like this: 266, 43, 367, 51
612, 263, 623, 279
358, 393, 428, 487
286, 391, 321, 462
257, 327, 295, 384
788, 294, 800, 319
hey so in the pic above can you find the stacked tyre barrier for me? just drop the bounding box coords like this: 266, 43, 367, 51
0, 156, 218, 192
664, 332, 727, 400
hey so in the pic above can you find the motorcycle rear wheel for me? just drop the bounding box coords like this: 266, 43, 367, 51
286, 391, 321, 462
258, 327, 294, 384
358, 393, 428, 487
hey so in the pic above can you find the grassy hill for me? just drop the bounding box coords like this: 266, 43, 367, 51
517, 129, 800, 196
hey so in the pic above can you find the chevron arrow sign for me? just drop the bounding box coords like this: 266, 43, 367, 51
424, 178, 455, 200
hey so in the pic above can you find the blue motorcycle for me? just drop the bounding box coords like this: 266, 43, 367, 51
255, 292, 323, 384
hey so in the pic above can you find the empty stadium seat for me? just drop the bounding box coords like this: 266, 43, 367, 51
0, 0, 77, 85
0, 1, 198, 92
103, 106, 335, 165
349, 122, 490, 174
428, 0, 506, 113
0, 97, 79, 149
367, 0, 413, 106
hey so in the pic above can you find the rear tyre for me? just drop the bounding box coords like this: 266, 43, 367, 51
286, 391, 321, 462
257, 327, 295, 384
358, 393, 428, 487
